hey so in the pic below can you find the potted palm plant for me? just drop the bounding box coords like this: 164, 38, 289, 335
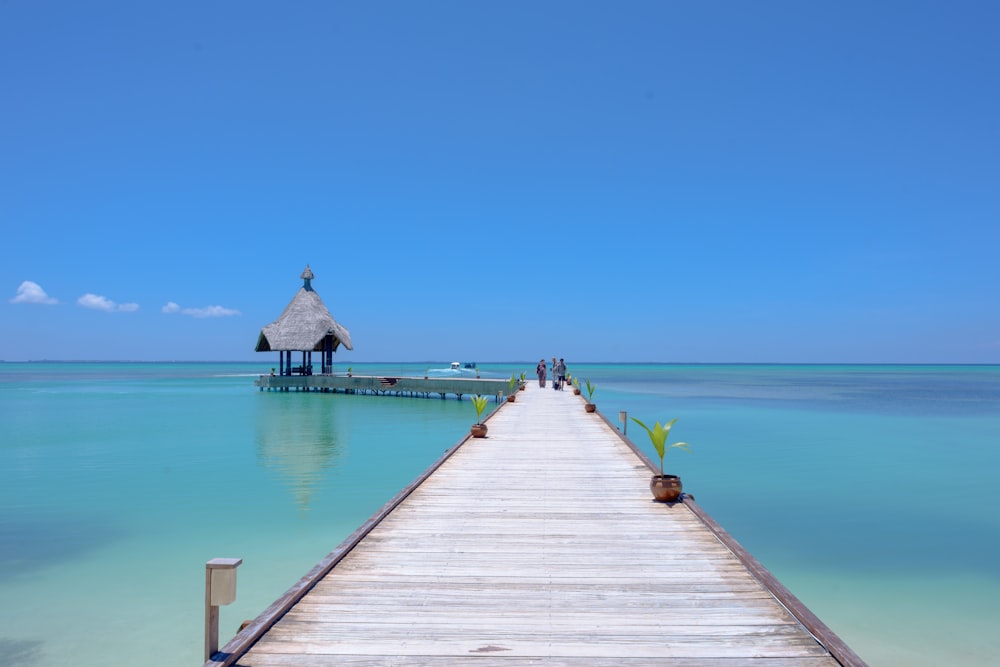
583, 378, 597, 412
507, 374, 518, 402
572, 377, 581, 396
632, 417, 692, 502
470, 394, 490, 437
519, 372, 527, 391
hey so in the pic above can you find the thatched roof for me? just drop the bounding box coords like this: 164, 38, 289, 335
255, 265, 354, 353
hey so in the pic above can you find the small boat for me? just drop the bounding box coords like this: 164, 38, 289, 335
426, 362, 479, 377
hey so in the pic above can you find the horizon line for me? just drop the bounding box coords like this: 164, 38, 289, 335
3, 359, 999, 367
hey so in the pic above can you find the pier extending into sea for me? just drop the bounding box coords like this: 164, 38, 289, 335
255, 372, 511, 400
206, 382, 866, 666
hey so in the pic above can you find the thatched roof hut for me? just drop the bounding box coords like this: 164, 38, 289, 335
256, 265, 353, 375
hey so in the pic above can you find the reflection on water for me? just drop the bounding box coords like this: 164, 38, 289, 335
0, 638, 43, 667
0, 514, 125, 582
254, 393, 346, 511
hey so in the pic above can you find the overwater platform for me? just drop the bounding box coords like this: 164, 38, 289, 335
255, 373, 511, 399
209, 383, 866, 666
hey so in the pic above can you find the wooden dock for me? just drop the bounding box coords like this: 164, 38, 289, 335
208, 383, 866, 666
255, 373, 511, 400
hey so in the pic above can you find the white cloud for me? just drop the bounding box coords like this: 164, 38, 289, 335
10, 280, 58, 304
162, 302, 241, 318
78, 294, 115, 311
185, 305, 242, 318
77, 293, 139, 313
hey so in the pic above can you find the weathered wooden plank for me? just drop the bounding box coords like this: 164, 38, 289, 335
246, 628, 833, 657
275, 609, 804, 629
208, 385, 864, 667
302, 585, 775, 604
240, 657, 840, 667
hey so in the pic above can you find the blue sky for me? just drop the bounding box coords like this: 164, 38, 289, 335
2, 1, 998, 363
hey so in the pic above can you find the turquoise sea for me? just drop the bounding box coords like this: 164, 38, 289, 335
1, 362, 998, 666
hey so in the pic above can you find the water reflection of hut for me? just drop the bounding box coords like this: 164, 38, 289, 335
255, 393, 345, 511
255, 265, 353, 376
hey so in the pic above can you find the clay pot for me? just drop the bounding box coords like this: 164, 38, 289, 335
584, 403, 597, 413
507, 394, 516, 403
650, 474, 683, 502
470, 423, 488, 438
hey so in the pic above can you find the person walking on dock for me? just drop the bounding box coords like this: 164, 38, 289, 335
536, 359, 546, 387
557, 358, 566, 390
551, 357, 559, 390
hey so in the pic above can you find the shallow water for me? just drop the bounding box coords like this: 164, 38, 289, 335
1, 362, 998, 666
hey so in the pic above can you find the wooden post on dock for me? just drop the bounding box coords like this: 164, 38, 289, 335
204, 558, 242, 661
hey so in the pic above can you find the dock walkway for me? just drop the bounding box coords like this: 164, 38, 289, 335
211, 383, 864, 665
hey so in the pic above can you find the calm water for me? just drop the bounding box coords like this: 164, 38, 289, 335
1, 362, 998, 666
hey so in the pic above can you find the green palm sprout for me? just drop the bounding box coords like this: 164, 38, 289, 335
631, 417, 691, 475
471, 394, 490, 425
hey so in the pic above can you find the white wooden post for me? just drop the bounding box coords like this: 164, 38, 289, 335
205, 558, 242, 661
